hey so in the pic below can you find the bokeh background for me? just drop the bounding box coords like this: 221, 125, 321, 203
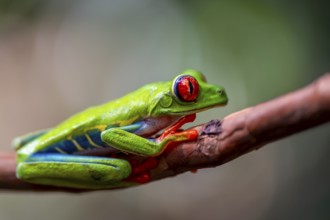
1, 1, 329, 220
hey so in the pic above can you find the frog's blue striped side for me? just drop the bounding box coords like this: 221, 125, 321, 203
38, 129, 106, 154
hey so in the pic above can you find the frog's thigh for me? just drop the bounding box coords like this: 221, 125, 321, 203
17, 154, 132, 189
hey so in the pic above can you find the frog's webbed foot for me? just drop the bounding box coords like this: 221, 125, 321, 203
17, 154, 132, 189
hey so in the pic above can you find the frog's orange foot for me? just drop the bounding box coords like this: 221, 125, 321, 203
127, 172, 151, 184
162, 128, 199, 154
127, 157, 158, 184
165, 128, 199, 143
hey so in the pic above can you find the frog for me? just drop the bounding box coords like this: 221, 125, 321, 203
13, 69, 228, 189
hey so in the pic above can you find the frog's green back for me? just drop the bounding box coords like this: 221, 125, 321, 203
15, 81, 170, 157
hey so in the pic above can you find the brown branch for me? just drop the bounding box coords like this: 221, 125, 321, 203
1, 73, 330, 192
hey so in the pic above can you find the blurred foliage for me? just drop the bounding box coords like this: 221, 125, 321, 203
0, 0, 45, 26
0, 0, 43, 18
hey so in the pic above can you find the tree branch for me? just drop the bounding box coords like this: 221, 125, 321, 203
1, 73, 330, 191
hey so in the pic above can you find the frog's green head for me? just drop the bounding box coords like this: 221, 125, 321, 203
148, 69, 228, 116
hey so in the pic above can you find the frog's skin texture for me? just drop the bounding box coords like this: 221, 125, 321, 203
14, 70, 228, 189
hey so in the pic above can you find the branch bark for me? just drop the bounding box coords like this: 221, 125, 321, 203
1, 73, 330, 192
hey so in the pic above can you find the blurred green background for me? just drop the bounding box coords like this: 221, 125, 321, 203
0, 0, 329, 220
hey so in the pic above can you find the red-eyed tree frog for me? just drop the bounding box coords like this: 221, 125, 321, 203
13, 69, 228, 189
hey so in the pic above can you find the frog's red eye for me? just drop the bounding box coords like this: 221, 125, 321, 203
173, 75, 200, 102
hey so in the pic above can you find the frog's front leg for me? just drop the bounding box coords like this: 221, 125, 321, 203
101, 114, 198, 156
17, 154, 133, 189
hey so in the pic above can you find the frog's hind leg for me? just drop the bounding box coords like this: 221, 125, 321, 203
17, 154, 132, 189
12, 129, 50, 150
